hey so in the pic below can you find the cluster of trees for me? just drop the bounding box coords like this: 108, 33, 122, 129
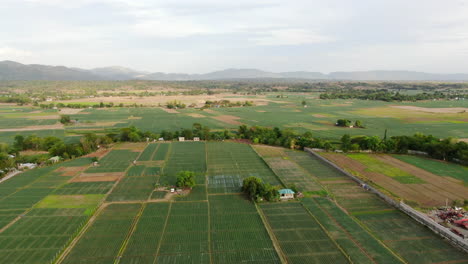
38, 102, 129, 109
160, 123, 232, 141
203, 100, 254, 108
336, 119, 364, 128
319, 90, 463, 102
0, 95, 31, 105
339, 132, 468, 163
175, 171, 196, 188
236, 125, 467, 164
166, 100, 186, 109
242, 176, 280, 202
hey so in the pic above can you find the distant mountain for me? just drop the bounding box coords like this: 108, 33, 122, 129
1, 61, 468, 81
0, 61, 103, 81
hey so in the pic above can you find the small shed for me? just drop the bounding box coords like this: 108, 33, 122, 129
193, 137, 200, 142
279, 189, 295, 200
178, 137, 185, 142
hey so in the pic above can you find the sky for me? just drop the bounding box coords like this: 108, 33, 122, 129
1, 0, 468, 74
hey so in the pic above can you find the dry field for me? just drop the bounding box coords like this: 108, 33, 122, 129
54, 93, 272, 107
321, 153, 468, 207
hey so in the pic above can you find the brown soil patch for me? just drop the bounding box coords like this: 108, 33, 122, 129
160, 107, 179, 114
391, 105, 468, 114
59, 108, 84, 115
0, 123, 63, 132
55, 166, 88, 177
186, 113, 205, 118
128, 116, 142, 120
114, 142, 146, 151
83, 148, 111, 158
321, 153, 468, 207
211, 115, 243, 126
70, 175, 119, 182
458, 138, 468, 143
256, 110, 267, 113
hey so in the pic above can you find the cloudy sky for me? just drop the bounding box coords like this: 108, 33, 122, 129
1, 0, 468, 73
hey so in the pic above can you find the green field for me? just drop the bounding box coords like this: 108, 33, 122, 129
393, 155, 468, 184
85, 149, 140, 173
347, 154, 425, 184
0, 142, 467, 263
1, 96, 467, 145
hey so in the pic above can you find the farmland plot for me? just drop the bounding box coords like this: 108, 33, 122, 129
53, 182, 114, 195
356, 210, 468, 263
120, 203, 170, 264
260, 202, 349, 264
254, 145, 322, 192
85, 150, 139, 173
62, 203, 142, 264
393, 155, 468, 185
137, 143, 158, 161
156, 201, 210, 263
106, 176, 156, 201
176, 185, 207, 201
152, 143, 170, 161
0, 208, 90, 264
301, 197, 402, 264
206, 142, 280, 193
322, 153, 468, 207
161, 142, 206, 186
288, 151, 346, 180
209, 194, 280, 264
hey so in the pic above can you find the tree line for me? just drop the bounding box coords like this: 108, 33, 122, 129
319, 90, 464, 102
1, 123, 466, 177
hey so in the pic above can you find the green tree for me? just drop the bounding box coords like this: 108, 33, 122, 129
242, 176, 264, 201
60, 115, 71, 124
176, 171, 196, 188
341, 134, 351, 152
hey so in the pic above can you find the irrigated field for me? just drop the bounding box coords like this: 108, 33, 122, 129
0, 142, 467, 264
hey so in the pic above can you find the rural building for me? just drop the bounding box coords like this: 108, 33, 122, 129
178, 137, 185, 142
279, 189, 295, 200
193, 137, 200, 141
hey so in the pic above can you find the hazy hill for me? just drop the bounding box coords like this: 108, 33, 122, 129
1, 61, 468, 81
0, 61, 103, 81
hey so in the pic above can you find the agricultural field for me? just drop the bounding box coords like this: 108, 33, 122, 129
260, 202, 348, 263
0, 141, 467, 263
161, 142, 205, 185
1, 94, 467, 145
207, 142, 281, 194
85, 149, 140, 173
320, 153, 468, 207
393, 155, 468, 185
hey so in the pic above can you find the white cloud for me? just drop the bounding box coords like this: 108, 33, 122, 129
251, 29, 333, 46
0, 47, 32, 58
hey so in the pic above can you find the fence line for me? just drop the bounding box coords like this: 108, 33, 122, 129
304, 148, 468, 253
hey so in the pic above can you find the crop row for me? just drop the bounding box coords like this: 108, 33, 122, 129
260, 202, 348, 264
62, 203, 141, 264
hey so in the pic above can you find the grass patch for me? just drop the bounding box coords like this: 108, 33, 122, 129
35, 194, 104, 209
347, 154, 425, 184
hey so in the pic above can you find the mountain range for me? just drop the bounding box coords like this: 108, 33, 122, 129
1, 60, 468, 81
